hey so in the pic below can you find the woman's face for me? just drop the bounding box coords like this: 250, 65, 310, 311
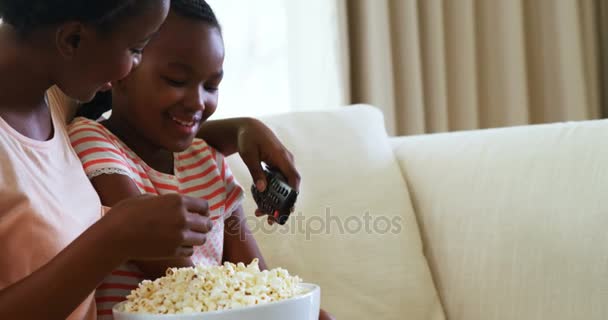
56, 0, 170, 103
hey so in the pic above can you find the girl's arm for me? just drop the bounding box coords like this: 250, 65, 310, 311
222, 205, 267, 270
90, 174, 194, 279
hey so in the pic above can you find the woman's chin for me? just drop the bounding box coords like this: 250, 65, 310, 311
58, 87, 96, 104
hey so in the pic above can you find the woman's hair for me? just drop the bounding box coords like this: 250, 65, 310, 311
77, 0, 221, 121
0, 0, 158, 35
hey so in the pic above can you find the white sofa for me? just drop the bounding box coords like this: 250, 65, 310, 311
227, 105, 608, 320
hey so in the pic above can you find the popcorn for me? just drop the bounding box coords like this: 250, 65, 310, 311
119, 259, 304, 314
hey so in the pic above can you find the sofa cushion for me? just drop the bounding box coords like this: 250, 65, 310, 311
227, 105, 445, 320
393, 121, 608, 320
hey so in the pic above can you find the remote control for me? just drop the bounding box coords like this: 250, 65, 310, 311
251, 165, 298, 225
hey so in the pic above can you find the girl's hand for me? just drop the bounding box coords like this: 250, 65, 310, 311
237, 118, 301, 193
102, 194, 213, 260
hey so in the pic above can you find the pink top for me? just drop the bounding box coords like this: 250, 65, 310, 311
0, 99, 102, 319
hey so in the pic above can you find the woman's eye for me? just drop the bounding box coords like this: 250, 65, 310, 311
130, 48, 144, 55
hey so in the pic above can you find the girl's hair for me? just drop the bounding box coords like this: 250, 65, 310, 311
0, 0, 159, 35
171, 0, 220, 30
77, 0, 221, 121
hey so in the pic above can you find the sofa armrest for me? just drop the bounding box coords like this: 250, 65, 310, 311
387, 121, 608, 320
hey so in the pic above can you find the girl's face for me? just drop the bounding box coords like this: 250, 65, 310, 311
112, 12, 225, 152
56, 0, 170, 102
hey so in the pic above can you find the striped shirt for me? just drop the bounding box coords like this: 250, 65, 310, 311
68, 117, 244, 319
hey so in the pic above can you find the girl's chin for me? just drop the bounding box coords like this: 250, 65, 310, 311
165, 138, 196, 153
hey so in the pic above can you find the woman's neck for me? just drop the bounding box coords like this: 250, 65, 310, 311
103, 115, 175, 175
0, 24, 56, 140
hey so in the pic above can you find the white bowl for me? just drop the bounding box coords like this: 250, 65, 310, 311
112, 283, 320, 320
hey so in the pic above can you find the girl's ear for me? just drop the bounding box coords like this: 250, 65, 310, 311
55, 22, 86, 59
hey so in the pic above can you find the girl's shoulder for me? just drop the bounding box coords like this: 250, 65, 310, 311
67, 117, 138, 180
67, 117, 129, 160
179, 138, 224, 162
67, 116, 109, 137
189, 138, 210, 151
67, 116, 120, 150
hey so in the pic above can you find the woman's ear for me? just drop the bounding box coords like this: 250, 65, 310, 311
114, 78, 125, 91
112, 77, 132, 98
55, 22, 85, 59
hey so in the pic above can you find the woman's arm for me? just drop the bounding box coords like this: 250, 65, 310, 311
198, 118, 301, 192
197, 118, 248, 156
0, 192, 211, 319
222, 205, 267, 270
90, 174, 194, 279
0, 214, 125, 319
51, 88, 301, 191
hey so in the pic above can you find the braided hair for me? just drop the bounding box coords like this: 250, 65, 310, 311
0, 0, 160, 35
77, 0, 221, 120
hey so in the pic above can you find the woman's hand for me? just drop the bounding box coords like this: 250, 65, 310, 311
236, 118, 301, 192
319, 309, 336, 320
236, 119, 301, 224
196, 117, 301, 224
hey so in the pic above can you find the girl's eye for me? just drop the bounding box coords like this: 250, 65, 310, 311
205, 81, 221, 92
163, 77, 187, 87
205, 86, 219, 93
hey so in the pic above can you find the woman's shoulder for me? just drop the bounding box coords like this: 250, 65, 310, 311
46, 86, 78, 125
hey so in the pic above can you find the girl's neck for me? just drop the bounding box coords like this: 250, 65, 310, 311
0, 25, 55, 140
103, 115, 175, 175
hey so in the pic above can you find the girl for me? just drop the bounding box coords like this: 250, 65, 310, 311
0, 1, 299, 319
69, 1, 333, 319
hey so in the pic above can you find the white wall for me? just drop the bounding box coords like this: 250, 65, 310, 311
207, 0, 348, 119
